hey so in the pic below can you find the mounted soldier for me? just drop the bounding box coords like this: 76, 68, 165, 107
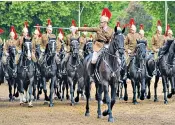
18, 21, 30, 55
2, 26, 18, 79
73, 8, 114, 69
125, 18, 140, 57
32, 24, 42, 62
151, 20, 166, 58
39, 19, 56, 64
56, 28, 64, 53
159, 24, 174, 57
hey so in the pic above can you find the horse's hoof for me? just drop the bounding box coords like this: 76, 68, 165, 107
70, 103, 74, 106
119, 97, 124, 100
85, 112, 90, 117
154, 98, 158, 102
75, 97, 79, 103
102, 110, 109, 116
66, 95, 70, 100
147, 95, 151, 99
49, 103, 54, 107
164, 100, 168, 105
108, 117, 114, 123
97, 115, 102, 119
9, 99, 13, 102
133, 101, 138, 105
124, 96, 128, 101
28, 104, 33, 108
20, 102, 24, 105
45, 97, 50, 101
140, 96, 144, 100
167, 94, 172, 98
44, 101, 49, 105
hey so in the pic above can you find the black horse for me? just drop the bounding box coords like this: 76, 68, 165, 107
33, 44, 42, 100
83, 39, 93, 59
84, 27, 123, 122
7, 45, 18, 101
40, 37, 58, 107
155, 40, 175, 104
145, 50, 156, 99
128, 40, 147, 104
65, 39, 84, 105
0, 43, 4, 84
17, 38, 35, 107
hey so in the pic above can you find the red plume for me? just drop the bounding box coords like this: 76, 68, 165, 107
72, 20, 76, 26
140, 24, 144, 30
157, 20, 161, 26
0, 28, 4, 34
101, 8, 112, 20
129, 18, 135, 26
165, 24, 171, 36
47, 19, 51, 25
58, 28, 64, 38
116, 22, 120, 27
10, 26, 18, 40
90, 35, 93, 38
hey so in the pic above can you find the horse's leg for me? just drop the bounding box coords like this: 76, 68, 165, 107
162, 76, 168, 104
103, 83, 114, 122
167, 77, 175, 98
32, 79, 37, 101
49, 76, 56, 107
68, 77, 74, 106
18, 79, 24, 105
97, 84, 103, 118
66, 80, 69, 100
28, 77, 34, 107
85, 76, 91, 116
137, 81, 140, 99
154, 74, 159, 102
37, 79, 40, 100
147, 78, 151, 99
119, 82, 123, 100
123, 80, 128, 101
131, 79, 137, 104
42, 77, 49, 101
166, 78, 170, 96
140, 78, 146, 100
8, 80, 13, 102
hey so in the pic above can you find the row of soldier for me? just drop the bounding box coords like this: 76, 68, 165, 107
0, 7, 174, 81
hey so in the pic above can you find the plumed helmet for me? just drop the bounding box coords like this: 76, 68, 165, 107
100, 8, 112, 23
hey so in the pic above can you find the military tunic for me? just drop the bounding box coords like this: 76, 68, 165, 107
151, 34, 165, 53
124, 33, 140, 54
78, 26, 113, 52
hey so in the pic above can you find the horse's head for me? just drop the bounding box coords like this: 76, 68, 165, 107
136, 39, 147, 60
9, 45, 17, 58
168, 39, 175, 53
85, 39, 93, 54
112, 27, 125, 55
46, 37, 56, 55
22, 38, 32, 60
70, 39, 79, 58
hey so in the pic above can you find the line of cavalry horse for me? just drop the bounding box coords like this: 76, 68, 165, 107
0, 26, 175, 122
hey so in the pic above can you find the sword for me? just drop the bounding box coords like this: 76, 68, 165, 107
33, 26, 71, 30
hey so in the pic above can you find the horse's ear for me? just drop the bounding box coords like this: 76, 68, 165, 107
122, 27, 125, 34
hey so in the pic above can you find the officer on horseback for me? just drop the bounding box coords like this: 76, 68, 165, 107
32, 24, 42, 62
39, 19, 56, 64
151, 20, 166, 58
159, 24, 174, 57
61, 20, 80, 72
71, 8, 114, 71
2, 26, 18, 79
57, 28, 64, 53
